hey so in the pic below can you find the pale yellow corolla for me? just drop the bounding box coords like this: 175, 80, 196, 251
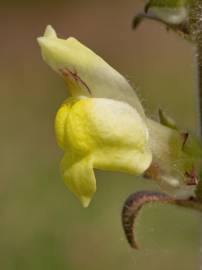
38, 26, 152, 207
38, 25, 202, 207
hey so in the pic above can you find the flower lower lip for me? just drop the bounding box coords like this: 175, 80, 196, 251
59, 68, 92, 95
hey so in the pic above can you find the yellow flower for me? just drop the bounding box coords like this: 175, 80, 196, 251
38, 26, 152, 207
38, 26, 202, 207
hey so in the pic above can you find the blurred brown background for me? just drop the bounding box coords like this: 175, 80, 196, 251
0, 0, 201, 269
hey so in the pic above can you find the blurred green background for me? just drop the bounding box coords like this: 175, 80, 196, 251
0, 0, 201, 269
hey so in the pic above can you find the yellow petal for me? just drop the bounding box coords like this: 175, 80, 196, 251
37, 25, 145, 117
38, 26, 153, 207
61, 153, 96, 208
56, 97, 152, 206
54, 97, 81, 150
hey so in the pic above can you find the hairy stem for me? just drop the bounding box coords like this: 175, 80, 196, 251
195, 48, 202, 137
190, 0, 202, 203
122, 0, 202, 252
190, 2, 202, 269
196, 44, 202, 137
191, 1, 202, 138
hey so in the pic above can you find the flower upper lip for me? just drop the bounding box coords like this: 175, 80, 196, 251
37, 25, 146, 118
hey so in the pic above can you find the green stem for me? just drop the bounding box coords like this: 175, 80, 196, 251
190, 3, 202, 269
196, 46, 202, 137
192, 1, 202, 138
190, 0, 202, 203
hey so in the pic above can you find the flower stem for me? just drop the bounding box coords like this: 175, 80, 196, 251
190, 0, 202, 204
196, 44, 202, 138
190, 2, 202, 269
192, 0, 202, 138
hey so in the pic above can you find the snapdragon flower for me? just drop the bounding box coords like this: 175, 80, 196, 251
38, 26, 201, 210
38, 26, 152, 207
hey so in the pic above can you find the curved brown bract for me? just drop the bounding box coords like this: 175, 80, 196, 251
121, 191, 174, 249
121, 191, 202, 249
